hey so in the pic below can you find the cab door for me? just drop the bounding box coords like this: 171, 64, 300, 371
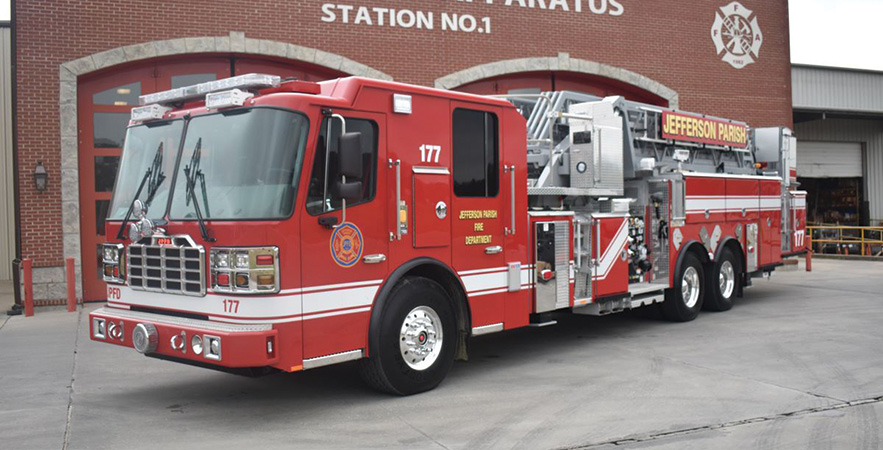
386, 92, 453, 269
299, 112, 387, 360
449, 103, 507, 329
759, 179, 783, 266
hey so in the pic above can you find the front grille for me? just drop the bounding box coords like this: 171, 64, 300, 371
127, 235, 206, 296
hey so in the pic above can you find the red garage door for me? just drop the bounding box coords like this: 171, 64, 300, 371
454, 71, 669, 107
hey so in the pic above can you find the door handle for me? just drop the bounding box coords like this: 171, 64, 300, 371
485, 246, 503, 255
363, 254, 387, 264
504, 165, 516, 236
389, 159, 403, 240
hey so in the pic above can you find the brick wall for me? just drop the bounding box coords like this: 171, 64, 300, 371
14, 0, 792, 270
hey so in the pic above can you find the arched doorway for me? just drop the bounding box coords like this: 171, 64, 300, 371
76, 55, 348, 301
453, 71, 669, 107
435, 54, 678, 109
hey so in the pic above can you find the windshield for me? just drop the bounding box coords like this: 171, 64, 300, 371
107, 120, 184, 220
168, 108, 309, 220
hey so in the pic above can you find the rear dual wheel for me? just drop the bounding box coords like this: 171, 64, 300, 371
662, 252, 705, 322
704, 248, 740, 312
359, 277, 456, 395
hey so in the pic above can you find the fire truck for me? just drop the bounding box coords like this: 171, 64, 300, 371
89, 74, 806, 395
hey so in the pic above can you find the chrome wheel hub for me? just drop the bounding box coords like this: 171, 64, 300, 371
719, 261, 735, 299
681, 266, 701, 308
399, 306, 443, 371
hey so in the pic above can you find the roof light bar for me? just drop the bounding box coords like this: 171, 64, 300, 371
138, 73, 282, 106
131, 104, 172, 122
205, 89, 254, 109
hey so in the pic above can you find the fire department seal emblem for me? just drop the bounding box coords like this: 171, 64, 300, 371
330, 222, 363, 268
711, 2, 763, 70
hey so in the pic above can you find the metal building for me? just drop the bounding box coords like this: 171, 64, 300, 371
792, 64, 883, 227
0, 22, 14, 281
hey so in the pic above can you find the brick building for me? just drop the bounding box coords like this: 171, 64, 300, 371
8, 0, 793, 302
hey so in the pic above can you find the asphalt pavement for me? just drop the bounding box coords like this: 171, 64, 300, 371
1, 258, 881, 450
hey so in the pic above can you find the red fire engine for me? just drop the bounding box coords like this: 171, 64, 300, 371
89, 74, 806, 395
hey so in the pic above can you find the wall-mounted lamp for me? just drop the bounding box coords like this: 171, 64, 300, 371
33, 161, 48, 192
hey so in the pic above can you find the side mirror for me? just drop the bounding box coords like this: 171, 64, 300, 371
336, 180, 363, 202
338, 131, 363, 179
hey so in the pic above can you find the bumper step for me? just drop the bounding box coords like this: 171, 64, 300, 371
92, 307, 271, 332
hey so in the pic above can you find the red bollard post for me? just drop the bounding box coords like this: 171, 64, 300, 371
22, 258, 34, 317
66, 258, 76, 312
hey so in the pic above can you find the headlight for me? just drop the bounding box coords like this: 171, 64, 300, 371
214, 252, 230, 268
234, 251, 250, 269
102, 243, 125, 284
210, 247, 279, 294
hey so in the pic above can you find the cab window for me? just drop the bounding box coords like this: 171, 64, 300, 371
452, 108, 499, 197
306, 117, 378, 215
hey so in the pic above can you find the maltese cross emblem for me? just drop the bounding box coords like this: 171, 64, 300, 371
711, 2, 763, 69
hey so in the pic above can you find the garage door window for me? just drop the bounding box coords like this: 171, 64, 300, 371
92, 82, 141, 106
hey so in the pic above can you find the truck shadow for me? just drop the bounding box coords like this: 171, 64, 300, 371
104, 288, 781, 426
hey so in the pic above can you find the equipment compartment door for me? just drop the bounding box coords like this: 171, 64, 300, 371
685, 175, 726, 224
592, 215, 630, 299
412, 168, 451, 248
726, 178, 759, 224
533, 220, 571, 313
759, 179, 783, 266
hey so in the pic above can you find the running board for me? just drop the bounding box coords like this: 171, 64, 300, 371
472, 322, 504, 336
572, 291, 665, 316
303, 349, 363, 370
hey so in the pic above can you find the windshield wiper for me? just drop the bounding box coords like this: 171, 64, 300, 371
183, 138, 215, 242
184, 140, 210, 218
116, 142, 166, 240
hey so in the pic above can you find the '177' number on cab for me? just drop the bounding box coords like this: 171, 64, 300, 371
222, 299, 240, 314
419, 144, 441, 163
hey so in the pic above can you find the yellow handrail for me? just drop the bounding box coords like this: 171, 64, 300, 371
807, 225, 883, 257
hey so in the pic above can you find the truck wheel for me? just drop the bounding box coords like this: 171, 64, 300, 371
704, 248, 740, 312
359, 277, 456, 395
662, 252, 705, 322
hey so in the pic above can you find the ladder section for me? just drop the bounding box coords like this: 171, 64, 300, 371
618, 99, 756, 177
503, 92, 761, 204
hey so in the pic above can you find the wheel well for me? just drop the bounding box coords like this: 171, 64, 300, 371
367, 258, 471, 360
672, 241, 709, 284
718, 238, 744, 270
407, 264, 471, 338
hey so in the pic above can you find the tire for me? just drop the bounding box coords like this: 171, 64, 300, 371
662, 252, 705, 322
704, 248, 740, 312
359, 277, 456, 395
